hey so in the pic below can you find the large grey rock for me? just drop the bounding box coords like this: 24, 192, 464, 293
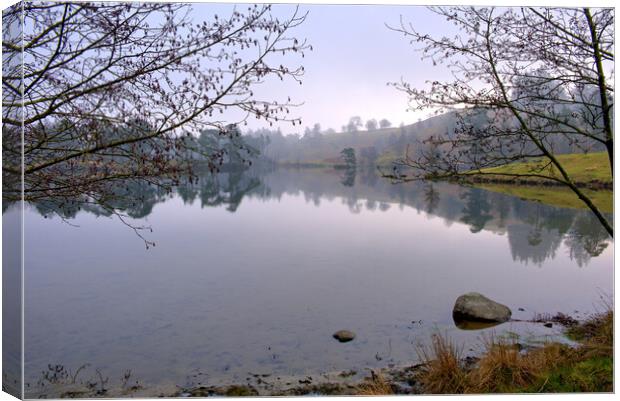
453, 292, 512, 323
332, 330, 356, 343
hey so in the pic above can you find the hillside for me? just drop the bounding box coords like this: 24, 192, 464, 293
245, 112, 459, 166
247, 110, 606, 170
301, 113, 456, 160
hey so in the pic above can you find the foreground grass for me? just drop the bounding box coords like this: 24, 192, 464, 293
415, 310, 613, 394
477, 184, 613, 213
474, 152, 612, 185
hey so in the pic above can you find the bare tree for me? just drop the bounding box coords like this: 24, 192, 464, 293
2, 2, 309, 217
388, 7, 613, 236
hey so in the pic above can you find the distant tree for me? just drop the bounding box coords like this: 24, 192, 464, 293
346, 116, 363, 132
312, 123, 322, 136
365, 119, 378, 131
302, 123, 323, 146
389, 6, 613, 236
379, 119, 392, 129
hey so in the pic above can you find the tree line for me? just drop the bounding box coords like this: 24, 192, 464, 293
2, 4, 613, 235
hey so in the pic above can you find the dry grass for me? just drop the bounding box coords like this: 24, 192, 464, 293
356, 371, 394, 395
415, 333, 470, 394
469, 338, 572, 393
414, 308, 612, 395
568, 309, 613, 359
416, 333, 581, 394
470, 336, 535, 392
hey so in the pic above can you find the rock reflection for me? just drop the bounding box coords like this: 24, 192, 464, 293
453, 319, 504, 331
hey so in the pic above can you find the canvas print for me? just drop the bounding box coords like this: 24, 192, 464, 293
1, 1, 614, 398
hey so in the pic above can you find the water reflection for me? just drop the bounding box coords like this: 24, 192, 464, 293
459, 189, 494, 234
17, 167, 612, 394
13, 167, 612, 267
176, 171, 263, 212
453, 319, 503, 331
423, 183, 440, 215
340, 167, 356, 187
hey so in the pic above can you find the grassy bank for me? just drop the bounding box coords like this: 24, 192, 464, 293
466, 152, 612, 213
473, 152, 612, 186
409, 310, 613, 394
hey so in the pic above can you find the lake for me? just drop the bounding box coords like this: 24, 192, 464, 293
7, 167, 614, 395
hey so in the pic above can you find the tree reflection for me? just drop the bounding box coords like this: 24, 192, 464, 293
17, 168, 612, 266
177, 171, 262, 212
507, 222, 564, 266
423, 183, 440, 214
459, 188, 493, 233
340, 168, 356, 187
564, 213, 611, 267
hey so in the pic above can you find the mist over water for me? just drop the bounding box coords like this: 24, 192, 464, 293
18, 168, 612, 392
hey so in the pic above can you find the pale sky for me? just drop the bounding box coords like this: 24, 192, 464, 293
190, 2, 458, 134
12, 0, 608, 135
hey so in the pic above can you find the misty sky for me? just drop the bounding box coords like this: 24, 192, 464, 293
192, 3, 458, 134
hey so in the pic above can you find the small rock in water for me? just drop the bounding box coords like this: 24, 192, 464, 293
333, 330, 356, 343
518, 307, 525, 312
544, 322, 553, 328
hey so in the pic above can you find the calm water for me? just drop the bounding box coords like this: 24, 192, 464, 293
13, 168, 613, 393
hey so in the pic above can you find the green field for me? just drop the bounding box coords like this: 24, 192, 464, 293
475, 152, 612, 184
472, 152, 612, 213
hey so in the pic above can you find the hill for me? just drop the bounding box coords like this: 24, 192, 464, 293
245, 110, 606, 170
244, 112, 459, 166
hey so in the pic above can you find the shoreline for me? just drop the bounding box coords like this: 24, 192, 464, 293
460, 175, 612, 190
25, 311, 612, 397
